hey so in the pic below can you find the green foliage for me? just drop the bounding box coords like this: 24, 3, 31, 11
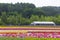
30, 15, 40, 22
41, 6, 60, 16
1, 12, 7, 25
0, 3, 60, 25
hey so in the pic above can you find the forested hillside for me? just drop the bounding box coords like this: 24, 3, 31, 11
41, 6, 60, 16
0, 3, 60, 25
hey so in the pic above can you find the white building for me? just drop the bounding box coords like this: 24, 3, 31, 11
30, 21, 56, 26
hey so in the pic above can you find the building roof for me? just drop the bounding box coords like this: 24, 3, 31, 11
31, 21, 55, 24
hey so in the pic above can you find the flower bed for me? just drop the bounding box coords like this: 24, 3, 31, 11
0, 32, 60, 38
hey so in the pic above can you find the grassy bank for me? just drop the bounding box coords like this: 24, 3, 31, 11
0, 25, 60, 27
0, 37, 60, 40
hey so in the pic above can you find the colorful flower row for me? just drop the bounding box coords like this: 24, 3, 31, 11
0, 32, 60, 38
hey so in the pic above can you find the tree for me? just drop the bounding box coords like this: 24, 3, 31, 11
30, 15, 40, 22
1, 12, 7, 25
32, 8, 45, 16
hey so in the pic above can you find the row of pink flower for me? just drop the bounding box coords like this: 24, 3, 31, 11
0, 32, 60, 38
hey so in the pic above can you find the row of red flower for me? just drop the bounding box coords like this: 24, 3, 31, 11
0, 32, 60, 38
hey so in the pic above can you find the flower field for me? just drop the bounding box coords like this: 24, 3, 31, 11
0, 26, 60, 38
0, 32, 60, 38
